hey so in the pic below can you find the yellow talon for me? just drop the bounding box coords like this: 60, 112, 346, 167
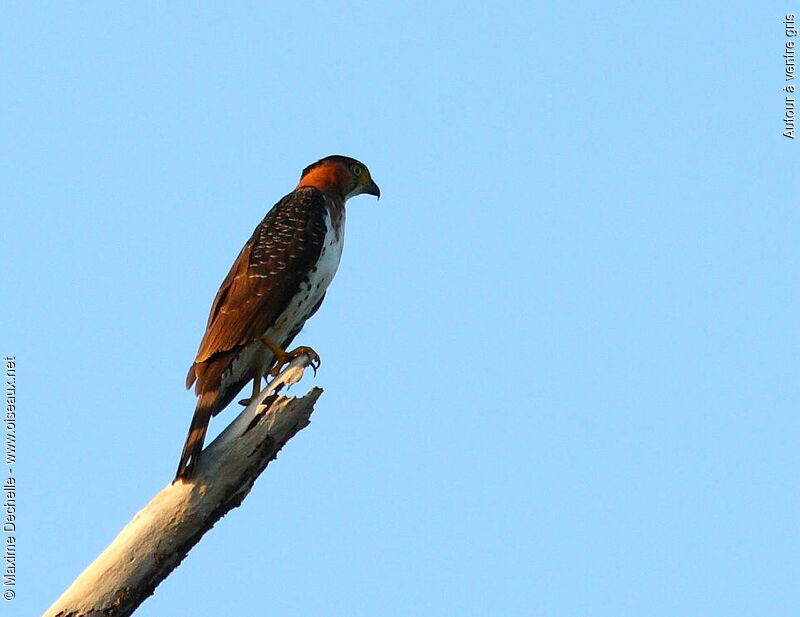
259, 338, 321, 377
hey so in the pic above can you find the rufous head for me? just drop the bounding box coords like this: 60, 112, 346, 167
296, 155, 380, 201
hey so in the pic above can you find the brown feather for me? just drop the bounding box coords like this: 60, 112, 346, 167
174, 390, 216, 480
185, 363, 196, 390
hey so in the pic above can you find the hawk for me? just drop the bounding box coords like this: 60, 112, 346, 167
175, 155, 380, 480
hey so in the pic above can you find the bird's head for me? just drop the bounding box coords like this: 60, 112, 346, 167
297, 155, 380, 202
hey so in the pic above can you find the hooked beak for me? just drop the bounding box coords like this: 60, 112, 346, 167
365, 180, 381, 199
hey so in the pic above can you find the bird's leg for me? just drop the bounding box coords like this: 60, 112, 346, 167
249, 374, 263, 400
238, 374, 263, 406
259, 337, 321, 377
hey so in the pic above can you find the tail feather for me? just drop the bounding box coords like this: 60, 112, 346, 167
174, 391, 216, 481
176, 350, 251, 481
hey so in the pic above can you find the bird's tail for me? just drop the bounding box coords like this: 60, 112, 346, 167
174, 391, 216, 481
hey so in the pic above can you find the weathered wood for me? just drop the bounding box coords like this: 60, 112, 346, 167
43, 355, 322, 617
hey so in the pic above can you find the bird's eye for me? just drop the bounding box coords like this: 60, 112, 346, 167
351, 165, 362, 176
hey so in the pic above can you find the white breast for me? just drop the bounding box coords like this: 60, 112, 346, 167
312, 209, 345, 291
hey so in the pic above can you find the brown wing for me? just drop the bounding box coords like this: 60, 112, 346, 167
193, 187, 329, 367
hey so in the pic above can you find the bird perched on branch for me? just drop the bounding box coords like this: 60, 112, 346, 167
175, 155, 380, 480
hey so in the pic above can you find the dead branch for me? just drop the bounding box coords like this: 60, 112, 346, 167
43, 355, 322, 617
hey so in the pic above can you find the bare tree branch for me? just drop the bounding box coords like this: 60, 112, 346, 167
43, 355, 322, 617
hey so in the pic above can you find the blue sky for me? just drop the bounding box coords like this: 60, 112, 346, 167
4, 3, 798, 616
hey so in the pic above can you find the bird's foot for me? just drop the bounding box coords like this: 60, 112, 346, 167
258, 337, 321, 377
269, 345, 321, 377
